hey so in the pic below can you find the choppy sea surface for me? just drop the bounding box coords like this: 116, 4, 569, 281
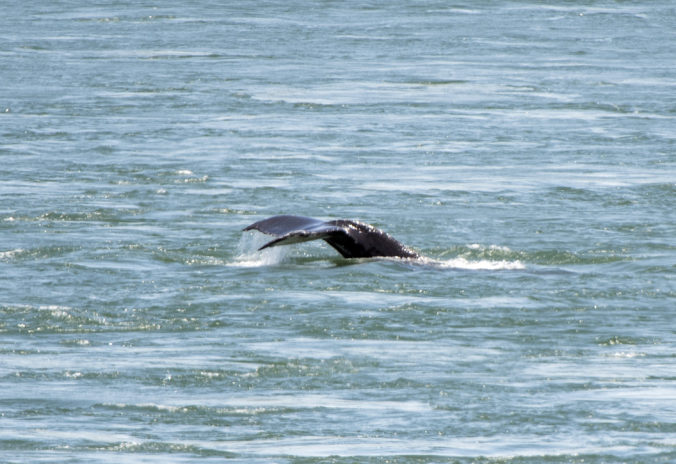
1, 1, 675, 463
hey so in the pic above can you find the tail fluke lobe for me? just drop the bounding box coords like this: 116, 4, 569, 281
243, 215, 419, 259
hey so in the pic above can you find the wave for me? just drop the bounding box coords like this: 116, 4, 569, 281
437, 244, 631, 267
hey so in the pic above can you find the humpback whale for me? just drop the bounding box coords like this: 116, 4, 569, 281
243, 215, 419, 259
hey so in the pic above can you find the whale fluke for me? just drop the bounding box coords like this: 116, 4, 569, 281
243, 215, 419, 259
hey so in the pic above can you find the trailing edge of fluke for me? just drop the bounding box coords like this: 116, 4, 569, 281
243, 215, 419, 259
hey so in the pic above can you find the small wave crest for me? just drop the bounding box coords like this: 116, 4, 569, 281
430, 243, 525, 270
423, 243, 525, 270
0, 248, 24, 260
433, 256, 526, 270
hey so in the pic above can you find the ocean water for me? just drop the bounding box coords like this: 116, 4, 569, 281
1, 1, 675, 462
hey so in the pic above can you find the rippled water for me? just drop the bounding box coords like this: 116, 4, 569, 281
1, 1, 675, 462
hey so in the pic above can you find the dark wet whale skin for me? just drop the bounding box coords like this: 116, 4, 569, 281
243, 215, 419, 259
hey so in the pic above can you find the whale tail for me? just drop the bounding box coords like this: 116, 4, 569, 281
243, 215, 419, 259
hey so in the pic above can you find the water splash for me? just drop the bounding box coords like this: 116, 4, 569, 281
229, 232, 291, 267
